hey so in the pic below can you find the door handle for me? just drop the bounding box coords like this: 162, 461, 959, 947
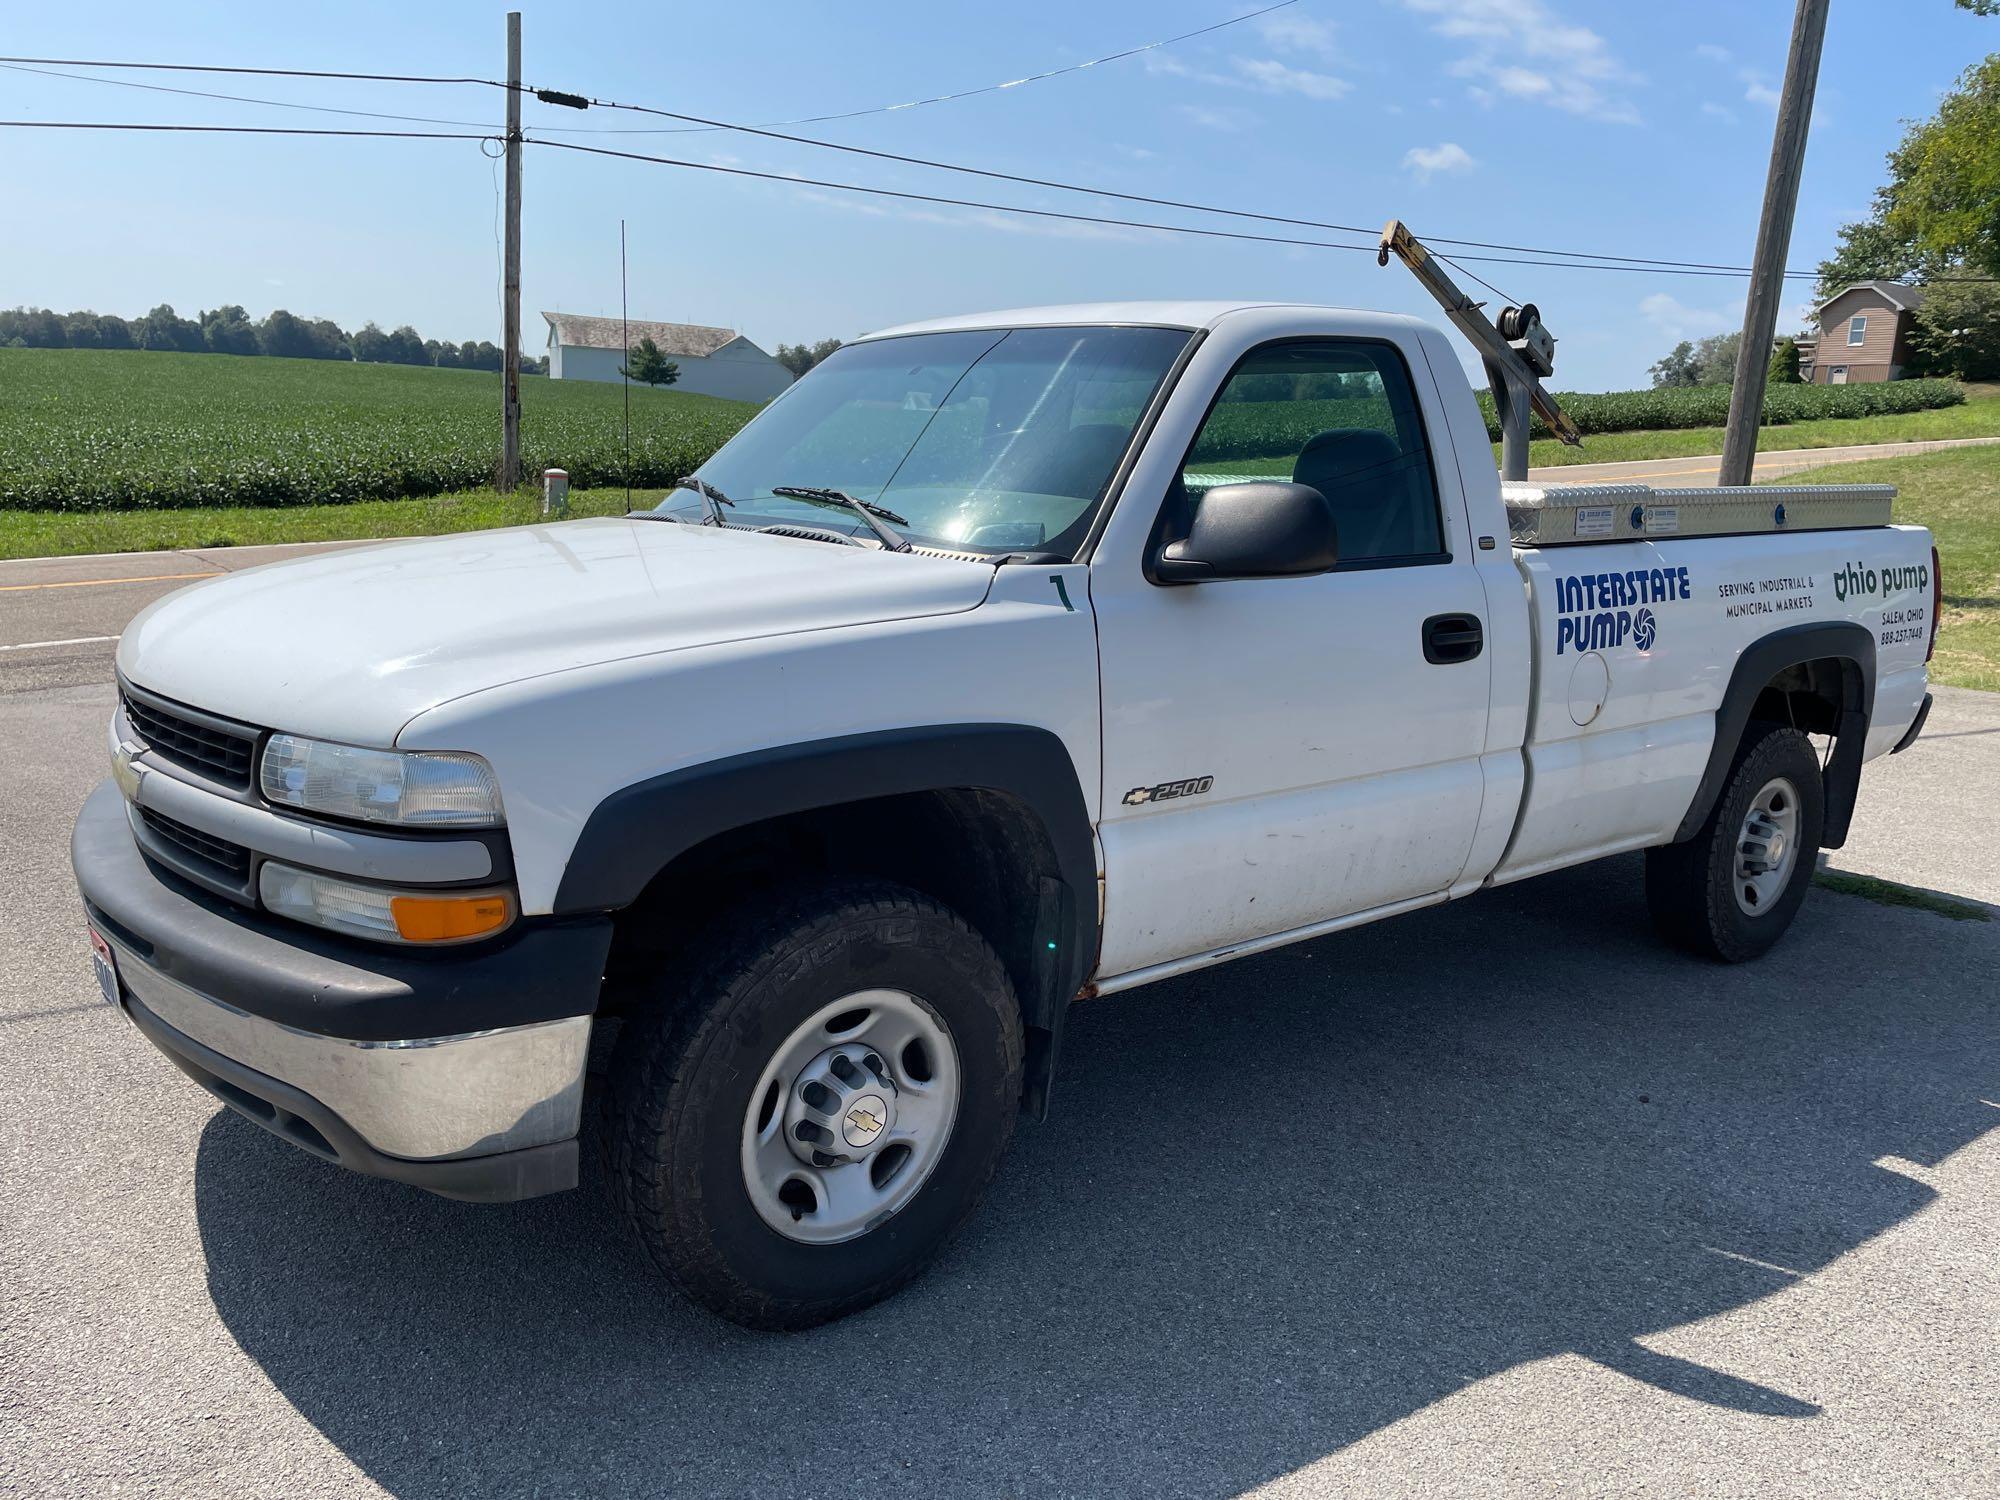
1422, 613, 1484, 665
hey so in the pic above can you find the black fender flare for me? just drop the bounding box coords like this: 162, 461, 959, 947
1673, 621, 1875, 849
551, 723, 1098, 1105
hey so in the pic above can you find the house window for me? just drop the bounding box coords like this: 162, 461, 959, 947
1847, 314, 1867, 346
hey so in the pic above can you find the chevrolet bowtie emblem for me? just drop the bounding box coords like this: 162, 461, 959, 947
847, 1107, 882, 1134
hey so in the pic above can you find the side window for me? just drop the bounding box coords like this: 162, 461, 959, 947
1179, 340, 1446, 565
1848, 314, 1867, 346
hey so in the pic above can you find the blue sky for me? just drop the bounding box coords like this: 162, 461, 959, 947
2, 0, 1991, 390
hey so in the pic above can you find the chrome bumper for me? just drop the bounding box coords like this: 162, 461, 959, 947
109, 936, 591, 1162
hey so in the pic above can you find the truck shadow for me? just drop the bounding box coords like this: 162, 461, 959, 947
190, 856, 1999, 1497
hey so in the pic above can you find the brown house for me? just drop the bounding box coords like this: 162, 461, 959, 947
1797, 282, 1925, 384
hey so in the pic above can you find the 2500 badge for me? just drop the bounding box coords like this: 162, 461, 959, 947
1122, 776, 1214, 807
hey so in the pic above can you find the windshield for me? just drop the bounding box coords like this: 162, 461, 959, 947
656, 325, 1192, 553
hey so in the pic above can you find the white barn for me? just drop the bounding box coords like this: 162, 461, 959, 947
541, 313, 794, 402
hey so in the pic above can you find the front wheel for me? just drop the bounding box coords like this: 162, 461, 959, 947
608, 880, 1024, 1329
1645, 723, 1825, 962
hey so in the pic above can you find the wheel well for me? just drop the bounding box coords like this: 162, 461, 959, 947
1747, 656, 1855, 738
1677, 640, 1872, 850
597, 789, 1067, 1041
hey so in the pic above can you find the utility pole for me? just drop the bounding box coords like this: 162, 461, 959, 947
620, 218, 631, 506
499, 10, 523, 492
1718, 0, 1829, 487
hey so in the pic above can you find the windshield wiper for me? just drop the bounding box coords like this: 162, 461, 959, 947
770, 486, 911, 552
669, 474, 736, 526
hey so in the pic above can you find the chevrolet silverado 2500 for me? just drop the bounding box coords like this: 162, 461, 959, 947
73, 301, 1938, 1328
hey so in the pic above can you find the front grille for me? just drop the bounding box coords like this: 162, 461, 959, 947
122, 690, 256, 790
140, 807, 252, 883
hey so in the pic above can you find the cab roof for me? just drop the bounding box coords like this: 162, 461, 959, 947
856, 301, 1402, 341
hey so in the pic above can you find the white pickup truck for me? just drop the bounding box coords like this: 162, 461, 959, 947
74, 300, 1938, 1329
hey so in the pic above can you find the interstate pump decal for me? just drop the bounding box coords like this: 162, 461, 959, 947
1554, 565, 1691, 654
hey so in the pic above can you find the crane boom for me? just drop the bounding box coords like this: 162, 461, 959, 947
1377, 219, 1581, 480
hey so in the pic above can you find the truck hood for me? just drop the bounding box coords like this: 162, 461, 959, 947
118, 518, 995, 745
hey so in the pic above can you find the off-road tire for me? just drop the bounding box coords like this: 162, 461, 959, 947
607, 879, 1024, 1330
1645, 723, 1824, 963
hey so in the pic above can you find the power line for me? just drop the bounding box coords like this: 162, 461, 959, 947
0, 61, 497, 129
0, 120, 494, 141
545, 87, 1826, 280
528, 0, 1304, 136
10, 111, 1997, 287
0, 42, 1839, 280
1434, 252, 1523, 307
526, 135, 1379, 254
0, 54, 501, 86
519, 136, 1841, 279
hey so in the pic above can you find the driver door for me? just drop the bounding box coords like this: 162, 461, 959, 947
1090, 335, 1493, 978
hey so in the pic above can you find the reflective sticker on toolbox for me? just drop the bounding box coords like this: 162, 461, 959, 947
1573, 506, 1614, 539
1644, 506, 1680, 535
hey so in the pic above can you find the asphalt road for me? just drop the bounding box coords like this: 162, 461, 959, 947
3, 585, 1996, 1498
0, 542, 370, 695
1524, 433, 2000, 487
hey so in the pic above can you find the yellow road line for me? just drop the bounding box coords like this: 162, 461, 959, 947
0, 570, 213, 594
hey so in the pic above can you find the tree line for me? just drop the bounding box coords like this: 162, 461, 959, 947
1648, 333, 1814, 391
774, 338, 842, 377
1805, 36, 2000, 382
1651, 30, 2000, 390
0, 303, 547, 374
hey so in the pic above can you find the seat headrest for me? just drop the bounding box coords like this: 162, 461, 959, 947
1294, 427, 1401, 487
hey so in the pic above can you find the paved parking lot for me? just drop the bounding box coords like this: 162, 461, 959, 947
2, 582, 1996, 1498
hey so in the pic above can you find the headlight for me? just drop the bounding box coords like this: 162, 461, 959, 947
258, 861, 515, 945
260, 735, 504, 827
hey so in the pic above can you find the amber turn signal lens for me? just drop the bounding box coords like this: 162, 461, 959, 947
389, 891, 514, 943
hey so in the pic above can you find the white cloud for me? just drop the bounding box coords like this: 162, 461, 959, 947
790, 188, 1143, 243
1402, 0, 1642, 123
1691, 33, 1806, 117
1232, 57, 1350, 100
1700, 100, 1738, 124
1403, 141, 1477, 180
1113, 143, 1159, 161
1146, 35, 1351, 103
1175, 103, 1258, 132
1255, 11, 1340, 60
1640, 291, 1744, 342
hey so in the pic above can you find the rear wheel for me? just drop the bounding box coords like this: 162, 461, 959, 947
1646, 724, 1824, 962
608, 880, 1023, 1329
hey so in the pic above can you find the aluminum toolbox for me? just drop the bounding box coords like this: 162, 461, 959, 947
1501, 481, 1896, 545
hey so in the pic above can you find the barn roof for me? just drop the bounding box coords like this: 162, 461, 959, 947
541, 312, 741, 356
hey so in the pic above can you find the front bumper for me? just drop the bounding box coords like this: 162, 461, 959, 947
73, 780, 613, 1201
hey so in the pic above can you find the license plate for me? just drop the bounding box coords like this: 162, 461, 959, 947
88, 927, 120, 1007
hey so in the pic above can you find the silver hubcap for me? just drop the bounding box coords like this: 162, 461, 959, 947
740, 990, 960, 1245
1734, 776, 1802, 917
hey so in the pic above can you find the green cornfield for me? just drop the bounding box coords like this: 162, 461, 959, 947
0, 347, 759, 512
1193, 379, 1967, 464
0, 348, 1969, 511
1479, 377, 1966, 440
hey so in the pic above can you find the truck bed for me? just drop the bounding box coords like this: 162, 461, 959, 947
1502, 480, 1896, 545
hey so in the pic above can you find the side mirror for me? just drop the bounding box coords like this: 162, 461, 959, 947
1152, 481, 1340, 584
